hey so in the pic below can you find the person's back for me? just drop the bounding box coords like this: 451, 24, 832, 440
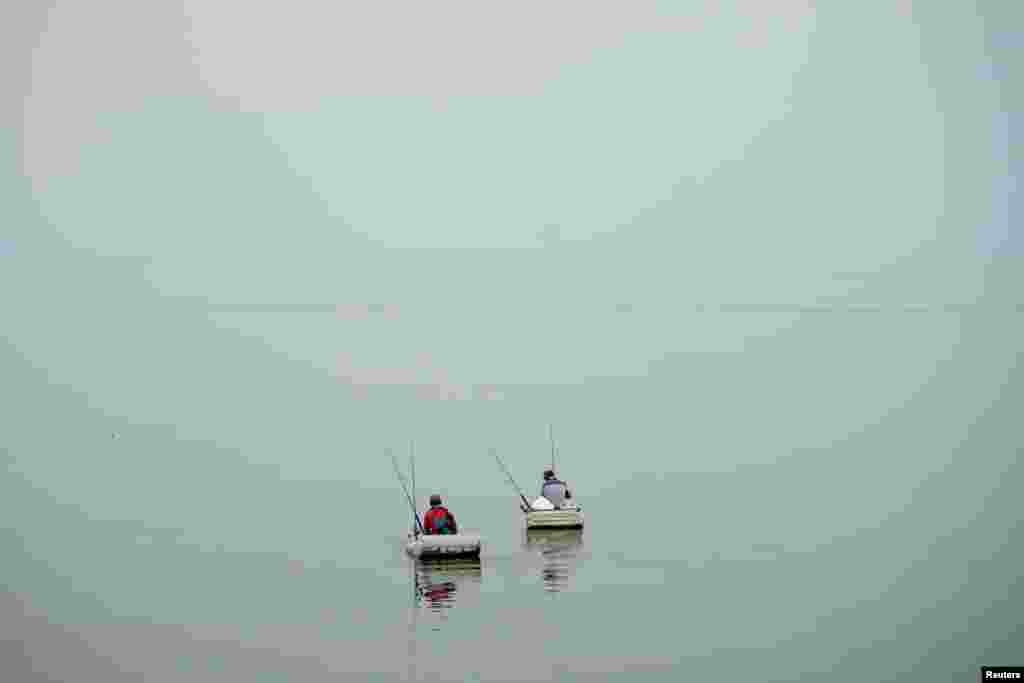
540, 470, 570, 508
423, 494, 458, 535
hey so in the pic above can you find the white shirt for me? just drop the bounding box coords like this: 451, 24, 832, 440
540, 480, 568, 507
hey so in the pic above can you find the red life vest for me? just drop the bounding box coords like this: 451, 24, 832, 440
423, 506, 456, 534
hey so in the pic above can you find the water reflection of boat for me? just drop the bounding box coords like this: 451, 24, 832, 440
523, 528, 583, 593
413, 557, 483, 612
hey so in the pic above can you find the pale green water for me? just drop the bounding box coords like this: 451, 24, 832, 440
2, 249, 1021, 680
3, 1, 1022, 680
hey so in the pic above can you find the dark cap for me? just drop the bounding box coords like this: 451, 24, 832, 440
543, 470, 554, 479
429, 494, 442, 506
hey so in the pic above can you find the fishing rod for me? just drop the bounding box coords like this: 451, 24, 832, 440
548, 424, 556, 473
410, 441, 416, 521
490, 448, 531, 513
391, 450, 425, 536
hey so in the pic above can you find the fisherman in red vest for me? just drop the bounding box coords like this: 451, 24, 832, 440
423, 494, 458, 535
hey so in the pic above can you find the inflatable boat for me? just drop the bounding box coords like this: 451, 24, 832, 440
404, 532, 482, 559
524, 496, 584, 530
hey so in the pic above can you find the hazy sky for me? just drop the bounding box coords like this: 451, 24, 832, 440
4, 1, 1020, 488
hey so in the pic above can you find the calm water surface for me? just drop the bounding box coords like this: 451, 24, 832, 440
5, 453, 1022, 682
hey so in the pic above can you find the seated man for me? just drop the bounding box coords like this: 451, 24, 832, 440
423, 494, 458, 535
540, 470, 571, 509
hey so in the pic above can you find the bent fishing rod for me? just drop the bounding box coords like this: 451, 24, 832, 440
490, 448, 531, 513
390, 450, 425, 536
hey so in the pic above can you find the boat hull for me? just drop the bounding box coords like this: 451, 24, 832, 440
405, 533, 482, 559
525, 509, 584, 529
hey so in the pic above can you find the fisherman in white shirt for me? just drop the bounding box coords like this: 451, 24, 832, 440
540, 469, 571, 509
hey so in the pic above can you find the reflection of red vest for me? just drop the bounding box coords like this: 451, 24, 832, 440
423, 506, 455, 534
